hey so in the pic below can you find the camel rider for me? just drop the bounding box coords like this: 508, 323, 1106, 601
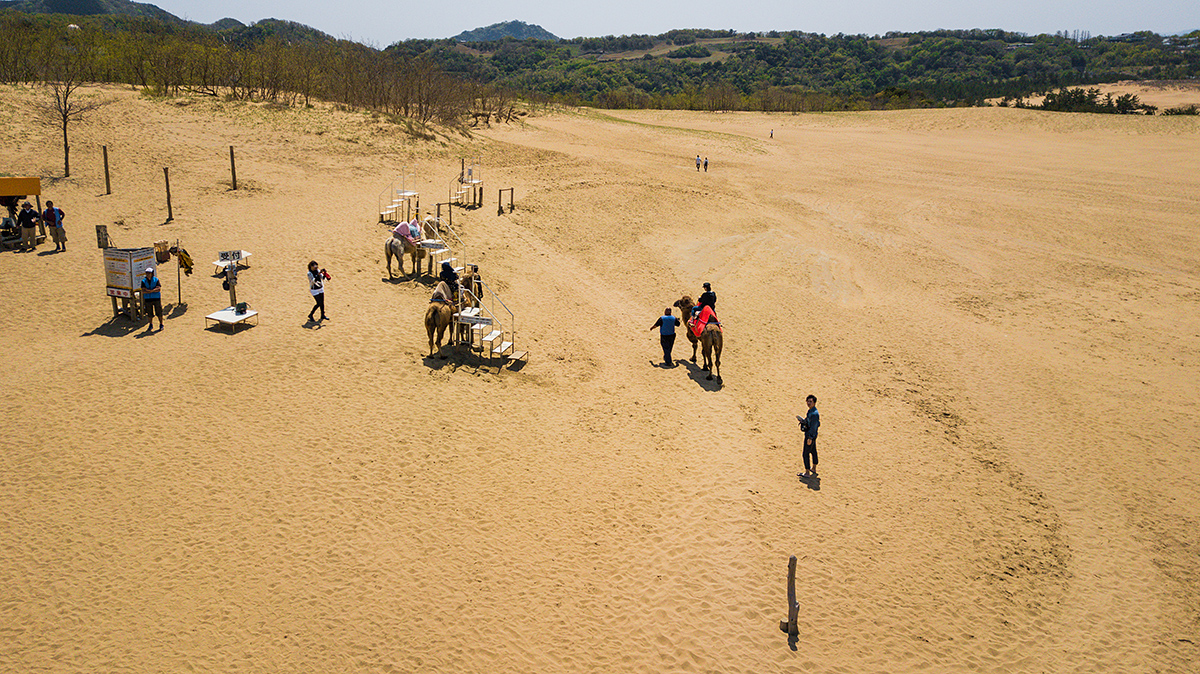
439, 261, 459, 295
393, 218, 420, 244
698, 282, 716, 311
692, 282, 716, 319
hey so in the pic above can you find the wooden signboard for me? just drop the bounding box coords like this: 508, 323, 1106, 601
103, 247, 155, 298
95, 224, 111, 249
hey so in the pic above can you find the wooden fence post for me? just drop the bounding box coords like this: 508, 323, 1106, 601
229, 146, 237, 190
103, 145, 111, 195
779, 555, 799, 636
164, 167, 173, 221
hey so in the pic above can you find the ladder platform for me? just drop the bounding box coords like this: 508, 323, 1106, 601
492, 341, 513, 356
506, 350, 528, 361
419, 239, 444, 248
458, 307, 481, 317
481, 329, 502, 343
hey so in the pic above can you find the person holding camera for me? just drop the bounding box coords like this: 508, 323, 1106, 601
307, 260, 329, 322
798, 394, 820, 477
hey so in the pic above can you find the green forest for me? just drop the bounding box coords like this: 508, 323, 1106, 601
3, 9, 1198, 123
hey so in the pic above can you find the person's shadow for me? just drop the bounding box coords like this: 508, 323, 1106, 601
798, 473, 821, 491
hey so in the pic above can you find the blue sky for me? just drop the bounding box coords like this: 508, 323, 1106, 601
151, 0, 1196, 45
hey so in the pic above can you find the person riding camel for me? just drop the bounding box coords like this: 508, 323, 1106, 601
697, 282, 717, 314
439, 261, 459, 295
430, 261, 460, 306
392, 218, 420, 245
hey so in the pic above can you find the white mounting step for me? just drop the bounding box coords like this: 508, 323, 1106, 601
481, 330, 502, 343
453, 266, 465, 273
472, 323, 487, 332
458, 307, 481, 317
492, 341, 513, 356
507, 350, 528, 361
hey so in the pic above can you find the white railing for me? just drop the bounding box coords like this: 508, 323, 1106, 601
378, 172, 419, 222
461, 279, 514, 357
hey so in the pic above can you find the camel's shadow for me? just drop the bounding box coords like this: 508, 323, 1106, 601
679, 359, 723, 391
381, 273, 437, 287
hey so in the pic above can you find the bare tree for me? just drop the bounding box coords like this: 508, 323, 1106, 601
34, 30, 108, 178
35, 79, 106, 178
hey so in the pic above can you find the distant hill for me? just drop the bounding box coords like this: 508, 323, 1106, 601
454, 20, 558, 42
208, 17, 244, 31
0, 0, 182, 23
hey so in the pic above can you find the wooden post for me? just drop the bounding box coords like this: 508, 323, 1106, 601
229, 146, 237, 190
498, 189, 503, 216
103, 145, 111, 195
779, 555, 799, 636
163, 167, 173, 221
175, 239, 183, 306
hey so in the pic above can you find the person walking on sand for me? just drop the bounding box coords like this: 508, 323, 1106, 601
307, 260, 328, 322
696, 154, 701, 171
650, 307, 679, 366
798, 394, 820, 477
17, 201, 39, 252
703, 157, 708, 172
42, 200, 66, 252
140, 267, 164, 331
770, 129, 773, 139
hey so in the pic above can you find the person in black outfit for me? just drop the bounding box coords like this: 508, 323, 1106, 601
307, 260, 328, 322
798, 394, 820, 477
650, 307, 679, 366
695, 282, 717, 317
439, 261, 459, 295
17, 201, 39, 251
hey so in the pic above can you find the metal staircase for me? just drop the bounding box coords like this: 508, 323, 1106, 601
454, 279, 526, 362
378, 171, 419, 223
417, 216, 466, 275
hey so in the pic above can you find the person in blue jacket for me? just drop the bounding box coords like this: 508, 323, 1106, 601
140, 266, 164, 331
650, 307, 679, 366
799, 394, 820, 477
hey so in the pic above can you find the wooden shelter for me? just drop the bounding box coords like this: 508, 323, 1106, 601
1, 176, 44, 249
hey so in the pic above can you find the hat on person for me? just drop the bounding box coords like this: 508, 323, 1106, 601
22, 201, 31, 207
703, 282, 711, 289
145, 267, 155, 273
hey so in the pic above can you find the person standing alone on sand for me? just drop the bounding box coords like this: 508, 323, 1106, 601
799, 395, 820, 477
140, 267, 164, 331
42, 200, 66, 252
307, 260, 328, 322
650, 307, 679, 366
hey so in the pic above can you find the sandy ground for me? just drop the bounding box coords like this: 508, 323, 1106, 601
2, 85, 1199, 673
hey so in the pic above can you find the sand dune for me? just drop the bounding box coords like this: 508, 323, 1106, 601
2, 85, 1198, 673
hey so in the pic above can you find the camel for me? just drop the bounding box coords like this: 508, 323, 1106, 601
384, 235, 426, 279
673, 295, 723, 382
700, 322, 723, 383
672, 296, 700, 362
424, 298, 454, 358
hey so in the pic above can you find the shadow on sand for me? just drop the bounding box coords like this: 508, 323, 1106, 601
798, 473, 821, 491
679, 359, 723, 391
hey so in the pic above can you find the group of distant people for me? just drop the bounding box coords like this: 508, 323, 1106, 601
695, 155, 709, 172
650, 281, 821, 480
5, 199, 67, 252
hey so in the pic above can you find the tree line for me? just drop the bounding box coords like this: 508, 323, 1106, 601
0, 11, 513, 127
3, 9, 1198, 120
